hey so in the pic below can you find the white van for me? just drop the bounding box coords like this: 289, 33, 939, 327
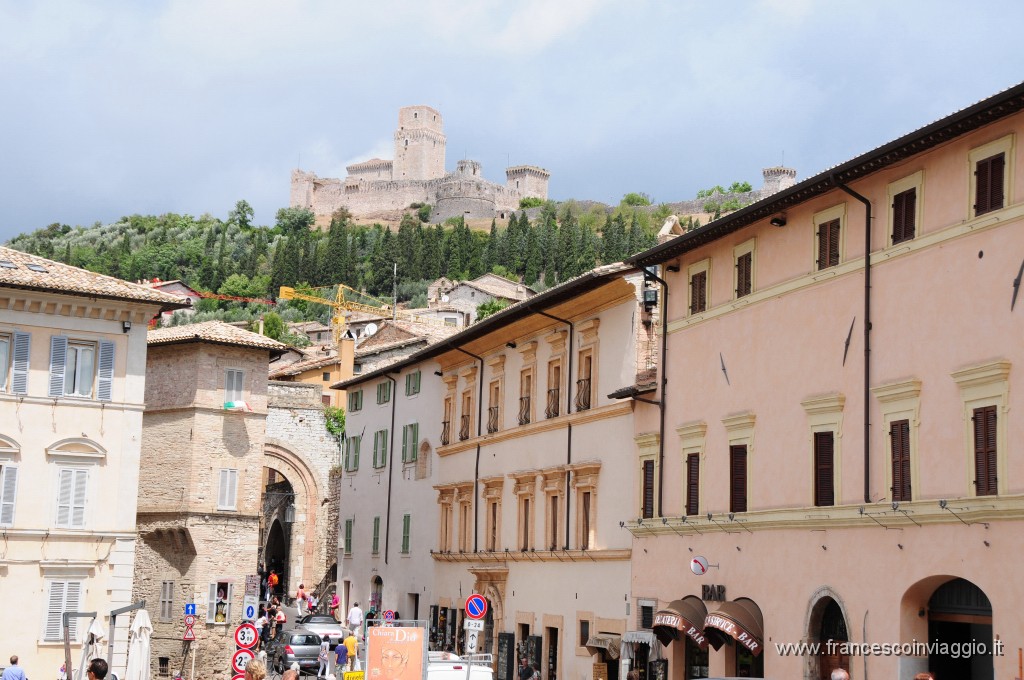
427, 653, 494, 680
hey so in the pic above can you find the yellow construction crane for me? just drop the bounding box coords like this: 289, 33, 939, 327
278, 283, 450, 344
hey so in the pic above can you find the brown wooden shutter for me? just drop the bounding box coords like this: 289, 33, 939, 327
641, 460, 655, 518
975, 153, 1005, 216
892, 188, 916, 244
686, 453, 700, 516
973, 405, 998, 495
729, 445, 747, 513
817, 219, 840, 269
813, 432, 835, 507
690, 271, 707, 313
736, 252, 752, 297
890, 419, 911, 502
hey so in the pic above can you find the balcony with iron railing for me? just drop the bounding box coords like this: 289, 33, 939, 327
487, 406, 500, 433
545, 388, 560, 419
459, 414, 471, 441
518, 396, 531, 425
575, 377, 592, 411
440, 420, 450, 446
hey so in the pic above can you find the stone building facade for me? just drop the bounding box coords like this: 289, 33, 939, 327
132, 322, 285, 680
263, 380, 343, 600
290, 106, 550, 224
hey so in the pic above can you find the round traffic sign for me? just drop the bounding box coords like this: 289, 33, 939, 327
383, 609, 395, 622
465, 594, 487, 620
690, 555, 709, 576
244, 604, 256, 620
234, 623, 259, 649
184, 614, 196, 626
231, 648, 255, 674
233, 674, 245, 680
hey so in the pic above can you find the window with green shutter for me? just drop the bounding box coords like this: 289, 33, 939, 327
402, 423, 420, 463
377, 381, 391, 404
372, 516, 380, 554
373, 430, 388, 468
401, 514, 411, 553
405, 371, 421, 396
348, 389, 363, 412
344, 519, 353, 555
344, 435, 361, 472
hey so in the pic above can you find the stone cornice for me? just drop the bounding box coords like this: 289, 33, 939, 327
431, 548, 631, 563
622, 495, 1024, 536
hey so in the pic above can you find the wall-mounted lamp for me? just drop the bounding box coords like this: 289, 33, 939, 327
892, 501, 900, 511
122, 320, 132, 334
505, 342, 517, 349
666, 264, 681, 273
433, 370, 443, 377
769, 214, 787, 228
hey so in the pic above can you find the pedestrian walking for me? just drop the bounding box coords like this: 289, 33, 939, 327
329, 593, 340, 621
2, 656, 26, 680
86, 659, 108, 680
245, 660, 267, 680
344, 630, 359, 671
347, 601, 363, 630
317, 639, 330, 678
297, 583, 308, 616
256, 608, 270, 647
334, 640, 349, 680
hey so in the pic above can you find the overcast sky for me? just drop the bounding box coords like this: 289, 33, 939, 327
3, 0, 1024, 242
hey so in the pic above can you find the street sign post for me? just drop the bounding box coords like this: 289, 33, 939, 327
382, 610, 395, 626
184, 603, 197, 616
464, 595, 487, 620
231, 649, 255, 674
463, 619, 484, 632
465, 630, 479, 654
245, 574, 260, 597
242, 595, 258, 622
235, 623, 259, 649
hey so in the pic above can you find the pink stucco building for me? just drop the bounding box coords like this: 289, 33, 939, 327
617, 82, 1024, 680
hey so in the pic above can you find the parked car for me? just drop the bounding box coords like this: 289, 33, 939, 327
268, 628, 324, 674
296, 613, 346, 648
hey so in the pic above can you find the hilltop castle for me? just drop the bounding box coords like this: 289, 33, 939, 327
290, 106, 550, 224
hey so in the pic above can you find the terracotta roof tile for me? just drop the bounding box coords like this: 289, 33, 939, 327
148, 320, 288, 352
0, 246, 188, 308
268, 354, 342, 379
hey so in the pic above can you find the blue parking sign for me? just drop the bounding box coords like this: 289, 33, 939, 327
185, 603, 197, 616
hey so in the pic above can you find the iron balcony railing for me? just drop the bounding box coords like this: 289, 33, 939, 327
487, 406, 500, 433
575, 378, 592, 411
440, 420, 451, 446
459, 414, 471, 441
545, 388, 560, 419
518, 396, 531, 425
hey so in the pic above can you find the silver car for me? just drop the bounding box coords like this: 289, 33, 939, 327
269, 628, 324, 674
296, 614, 347, 648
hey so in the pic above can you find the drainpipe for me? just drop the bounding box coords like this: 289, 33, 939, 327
383, 374, 398, 563
534, 309, 575, 549
449, 344, 484, 552
833, 177, 873, 504
641, 268, 669, 517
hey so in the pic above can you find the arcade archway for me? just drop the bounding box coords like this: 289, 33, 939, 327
263, 442, 323, 597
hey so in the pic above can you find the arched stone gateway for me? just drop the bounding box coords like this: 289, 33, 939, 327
263, 442, 322, 596
802, 587, 851, 680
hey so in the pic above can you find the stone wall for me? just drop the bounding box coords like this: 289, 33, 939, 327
265, 381, 342, 595
133, 514, 260, 680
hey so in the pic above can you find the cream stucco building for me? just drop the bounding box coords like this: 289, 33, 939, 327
0, 246, 184, 679
334, 263, 655, 680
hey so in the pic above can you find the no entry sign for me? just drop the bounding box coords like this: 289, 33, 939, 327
465, 594, 487, 620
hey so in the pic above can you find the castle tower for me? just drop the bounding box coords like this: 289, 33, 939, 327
393, 106, 446, 181
456, 159, 483, 177
506, 165, 550, 200
761, 166, 797, 196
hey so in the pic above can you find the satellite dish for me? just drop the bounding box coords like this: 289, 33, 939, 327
441, 295, 450, 303
365, 323, 378, 337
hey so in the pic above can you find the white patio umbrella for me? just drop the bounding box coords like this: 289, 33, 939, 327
76, 618, 107, 680
124, 609, 153, 680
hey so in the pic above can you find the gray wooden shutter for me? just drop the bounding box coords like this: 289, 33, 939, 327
11, 332, 30, 394
48, 335, 68, 397
71, 468, 88, 527
97, 340, 115, 401
207, 583, 218, 623
0, 465, 18, 525
56, 468, 73, 526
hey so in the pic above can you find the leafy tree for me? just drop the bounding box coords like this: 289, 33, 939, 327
275, 207, 315, 235
728, 181, 753, 193
228, 200, 255, 230
476, 298, 508, 321
417, 204, 432, 223
621, 192, 652, 207
518, 197, 545, 209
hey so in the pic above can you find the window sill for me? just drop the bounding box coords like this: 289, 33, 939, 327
217, 507, 238, 512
